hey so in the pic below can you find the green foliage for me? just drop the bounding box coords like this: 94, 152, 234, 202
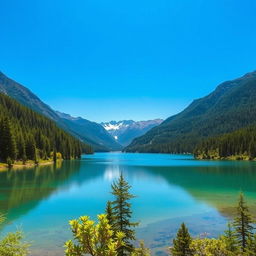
0, 117, 17, 162
246, 234, 256, 256
170, 223, 192, 256
111, 174, 139, 255
65, 214, 125, 256
170, 193, 256, 256
131, 241, 151, 256
222, 223, 239, 253
0, 214, 30, 256
190, 237, 235, 256
0, 231, 30, 256
125, 72, 256, 154
194, 125, 256, 160
0, 93, 88, 163
233, 193, 254, 251
106, 201, 115, 228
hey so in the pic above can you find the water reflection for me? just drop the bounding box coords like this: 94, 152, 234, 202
0, 153, 256, 255
0, 160, 81, 226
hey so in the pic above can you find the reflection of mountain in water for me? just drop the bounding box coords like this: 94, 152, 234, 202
2, 155, 256, 232
143, 161, 256, 216
97, 159, 256, 217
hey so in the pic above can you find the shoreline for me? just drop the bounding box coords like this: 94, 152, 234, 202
0, 160, 56, 171
195, 155, 256, 161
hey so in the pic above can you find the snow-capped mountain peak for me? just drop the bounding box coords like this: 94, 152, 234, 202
103, 121, 128, 131
101, 119, 163, 146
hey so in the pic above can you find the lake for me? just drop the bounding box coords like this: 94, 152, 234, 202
1, 153, 256, 255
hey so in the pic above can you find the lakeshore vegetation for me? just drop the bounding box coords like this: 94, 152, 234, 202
2, 175, 256, 256
0, 93, 93, 166
194, 125, 256, 160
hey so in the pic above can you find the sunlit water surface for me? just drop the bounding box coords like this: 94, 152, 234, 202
1, 153, 256, 255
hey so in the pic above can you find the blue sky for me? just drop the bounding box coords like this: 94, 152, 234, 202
1, 0, 256, 122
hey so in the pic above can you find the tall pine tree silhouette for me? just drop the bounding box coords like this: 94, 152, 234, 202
0, 117, 17, 163
233, 192, 254, 251
170, 223, 192, 256
111, 173, 138, 256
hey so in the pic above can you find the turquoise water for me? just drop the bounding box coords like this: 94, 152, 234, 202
1, 153, 256, 255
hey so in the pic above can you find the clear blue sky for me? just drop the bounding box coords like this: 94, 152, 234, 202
1, 0, 256, 122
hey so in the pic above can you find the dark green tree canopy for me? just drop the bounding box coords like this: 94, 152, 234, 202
0, 93, 92, 163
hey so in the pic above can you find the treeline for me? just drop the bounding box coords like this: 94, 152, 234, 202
0, 93, 93, 164
194, 125, 256, 160
125, 136, 197, 154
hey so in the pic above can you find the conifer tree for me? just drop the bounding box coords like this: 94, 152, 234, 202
0, 117, 17, 163
53, 148, 57, 163
106, 201, 115, 228
233, 193, 254, 251
18, 134, 27, 164
246, 234, 256, 256
222, 222, 238, 253
111, 174, 138, 256
0, 93, 89, 163
170, 223, 192, 256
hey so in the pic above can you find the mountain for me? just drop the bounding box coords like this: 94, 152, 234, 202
101, 119, 163, 146
125, 71, 256, 153
0, 71, 122, 152
0, 93, 86, 163
55, 112, 122, 151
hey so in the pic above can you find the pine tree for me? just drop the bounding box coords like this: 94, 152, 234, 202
111, 174, 139, 256
53, 148, 57, 163
222, 222, 238, 253
0, 117, 17, 163
25, 136, 37, 162
170, 223, 192, 256
246, 234, 256, 256
233, 193, 254, 251
106, 201, 115, 227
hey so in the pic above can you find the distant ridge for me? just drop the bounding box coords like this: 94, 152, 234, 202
0, 71, 122, 152
125, 71, 256, 153
101, 119, 163, 146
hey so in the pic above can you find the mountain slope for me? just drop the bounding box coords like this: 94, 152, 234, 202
0, 93, 86, 162
101, 119, 163, 146
0, 71, 122, 151
125, 71, 256, 153
56, 112, 122, 151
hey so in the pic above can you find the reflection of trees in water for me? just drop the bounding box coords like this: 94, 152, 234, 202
0, 160, 82, 227
103, 161, 256, 217
1, 157, 256, 230
145, 162, 256, 216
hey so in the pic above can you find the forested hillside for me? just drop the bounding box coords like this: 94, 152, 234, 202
0, 93, 91, 164
194, 125, 256, 160
0, 71, 122, 152
125, 71, 256, 153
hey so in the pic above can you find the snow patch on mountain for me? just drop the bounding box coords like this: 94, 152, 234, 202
101, 119, 163, 146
